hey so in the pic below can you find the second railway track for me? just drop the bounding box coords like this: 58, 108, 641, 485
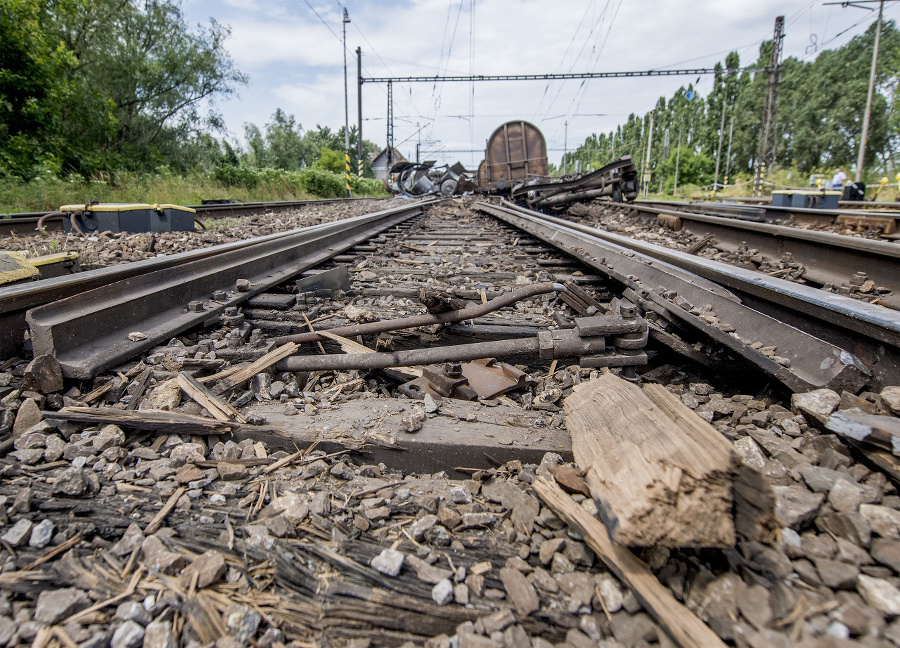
3, 195, 899, 394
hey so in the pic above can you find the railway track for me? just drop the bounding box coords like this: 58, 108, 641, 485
3, 196, 896, 391
0, 197, 385, 236
568, 200, 900, 310
3, 196, 900, 647
644, 198, 900, 238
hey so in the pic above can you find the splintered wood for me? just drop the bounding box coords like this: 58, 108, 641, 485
564, 373, 740, 547
533, 477, 727, 648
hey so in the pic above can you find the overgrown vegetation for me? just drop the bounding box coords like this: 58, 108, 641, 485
563, 21, 900, 194
0, 168, 386, 214
0, 1, 385, 209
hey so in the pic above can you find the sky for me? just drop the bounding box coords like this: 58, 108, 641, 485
181, 0, 900, 170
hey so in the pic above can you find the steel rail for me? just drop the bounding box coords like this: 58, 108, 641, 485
0, 219, 361, 357
0, 196, 388, 235
477, 200, 877, 393
604, 201, 900, 308
25, 200, 434, 379
541, 202, 900, 353
639, 199, 900, 232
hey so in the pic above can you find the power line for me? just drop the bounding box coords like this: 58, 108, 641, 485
301, 0, 342, 44
360, 66, 767, 84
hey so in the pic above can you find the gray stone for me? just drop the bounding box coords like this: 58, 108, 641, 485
792, 389, 840, 418
111, 620, 144, 648
52, 467, 99, 497
773, 485, 824, 529
539, 537, 565, 565
881, 386, 900, 414
141, 536, 189, 574
142, 620, 176, 648
431, 579, 454, 605
531, 567, 559, 594
828, 480, 865, 513
816, 511, 871, 547
556, 571, 594, 608
92, 425, 125, 452
43, 435, 65, 462
800, 465, 853, 493
734, 436, 766, 470
28, 519, 54, 548
111, 523, 144, 556
814, 559, 859, 590
594, 572, 624, 613
148, 380, 181, 411
12, 398, 42, 437
479, 609, 515, 635
223, 605, 261, 642
410, 515, 438, 541
738, 584, 773, 630
0, 616, 14, 647
180, 549, 227, 588
371, 548, 405, 577
499, 567, 539, 616
406, 555, 453, 584
12, 448, 44, 464
860, 504, 900, 540
610, 612, 658, 645
115, 601, 151, 626
857, 574, 900, 615
872, 539, 900, 573
302, 459, 329, 478
835, 537, 874, 566
503, 624, 531, 648
0, 518, 32, 547
23, 355, 63, 394
34, 588, 90, 624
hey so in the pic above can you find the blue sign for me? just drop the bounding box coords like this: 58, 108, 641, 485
685, 90, 695, 100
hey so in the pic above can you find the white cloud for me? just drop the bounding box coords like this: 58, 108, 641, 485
183, 0, 898, 167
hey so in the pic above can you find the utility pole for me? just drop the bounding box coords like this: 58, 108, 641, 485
753, 15, 785, 196
386, 80, 394, 168
643, 111, 654, 197
713, 76, 727, 192
826, 1, 897, 182
357, 47, 363, 178
342, 7, 351, 197
563, 120, 568, 175
674, 118, 683, 196
724, 111, 735, 187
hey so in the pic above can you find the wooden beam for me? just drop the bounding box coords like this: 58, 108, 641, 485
47, 407, 234, 435
533, 477, 727, 648
211, 342, 298, 395
564, 373, 739, 547
176, 372, 247, 424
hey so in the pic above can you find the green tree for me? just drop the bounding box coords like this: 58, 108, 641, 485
313, 148, 345, 174
0, 0, 247, 179
0, 0, 77, 178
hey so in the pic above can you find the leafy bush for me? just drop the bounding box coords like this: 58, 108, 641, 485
297, 167, 345, 197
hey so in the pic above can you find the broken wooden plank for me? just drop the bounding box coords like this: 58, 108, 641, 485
533, 476, 727, 648
126, 368, 153, 410
317, 329, 421, 380
176, 372, 247, 424
211, 342, 298, 395
46, 407, 234, 435
564, 373, 739, 547
825, 410, 900, 456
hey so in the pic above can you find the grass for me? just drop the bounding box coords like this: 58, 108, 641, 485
647, 168, 900, 203
0, 171, 389, 215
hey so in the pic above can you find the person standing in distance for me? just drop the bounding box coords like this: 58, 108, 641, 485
832, 167, 847, 190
